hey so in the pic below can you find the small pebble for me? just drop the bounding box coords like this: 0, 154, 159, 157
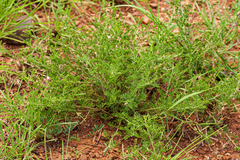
142, 16, 150, 25
150, 3, 158, 8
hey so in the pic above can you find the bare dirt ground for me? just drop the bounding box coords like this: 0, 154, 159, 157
1, 0, 240, 159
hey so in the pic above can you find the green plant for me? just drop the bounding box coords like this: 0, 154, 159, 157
0, 0, 48, 43
0, 120, 42, 159
0, 0, 239, 159
103, 139, 120, 156
69, 134, 80, 141
63, 121, 79, 135
87, 124, 104, 138
37, 117, 79, 139
119, 114, 168, 159
69, 146, 89, 159
0, 1, 84, 159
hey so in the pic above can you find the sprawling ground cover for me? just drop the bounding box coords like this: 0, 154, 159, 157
0, 0, 240, 159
